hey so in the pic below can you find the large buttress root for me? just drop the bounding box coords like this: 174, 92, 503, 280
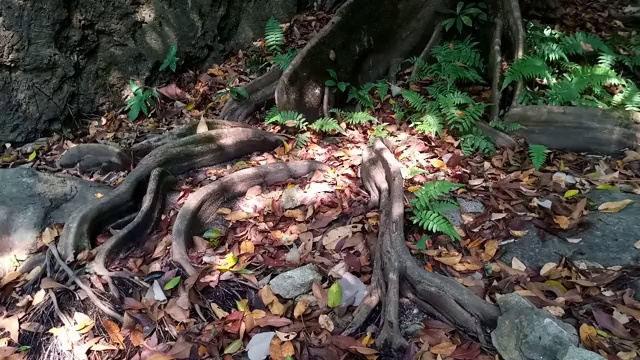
57, 127, 287, 262
357, 138, 500, 351
220, 68, 283, 122
172, 160, 329, 276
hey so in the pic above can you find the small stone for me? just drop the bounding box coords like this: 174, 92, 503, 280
280, 186, 306, 210
457, 198, 485, 214
558, 346, 605, 360
443, 208, 463, 226
269, 264, 322, 299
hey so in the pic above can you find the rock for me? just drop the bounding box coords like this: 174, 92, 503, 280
399, 301, 426, 339
280, 186, 306, 210
457, 198, 485, 214
501, 190, 640, 268
0, 0, 301, 143
0, 168, 111, 277
492, 294, 579, 360
444, 208, 464, 227
269, 264, 322, 299
59, 143, 132, 173
558, 346, 605, 360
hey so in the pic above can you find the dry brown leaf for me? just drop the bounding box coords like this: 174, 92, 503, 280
269, 298, 286, 316
540, 263, 558, 276
434, 252, 462, 266
0, 272, 22, 288
293, 300, 309, 319
323, 225, 362, 250
319, 314, 334, 332
553, 215, 570, 230
281, 341, 295, 357
240, 240, 255, 254
102, 319, 125, 349
225, 210, 257, 222
259, 286, 276, 306
481, 240, 498, 261
312, 281, 327, 309
196, 118, 209, 134
146, 354, 175, 360
598, 199, 633, 213
430, 342, 457, 356
0, 315, 19, 342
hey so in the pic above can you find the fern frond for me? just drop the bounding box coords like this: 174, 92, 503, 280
528, 144, 549, 170
271, 49, 298, 70
346, 111, 377, 125
612, 81, 640, 111
295, 132, 311, 149
412, 180, 464, 203
410, 210, 461, 241
561, 32, 613, 57
438, 91, 486, 134
489, 119, 525, 132
265, 17, 285, 53
461, 132, 495, 156
309, 117, 345, 134
402, 90, 429, 112
412, 113, 444, 137
502, 55, 554, 90
265, 109, 307, 130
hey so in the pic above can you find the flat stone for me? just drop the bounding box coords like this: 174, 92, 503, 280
492, 294, 578, 360
269, 264, 322, 299
280, 186, 306, 210
501, 190, 640, 268
59, 143, 131, 173
0, 168, 111, 277
457, 198, 485, 214
558, 346, 605, 360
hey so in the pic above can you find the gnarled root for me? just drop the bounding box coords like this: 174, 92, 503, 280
57, 127, 287, 262
220, 68, 282, 122
172, 160, 329, 276
355, 138, 500, 352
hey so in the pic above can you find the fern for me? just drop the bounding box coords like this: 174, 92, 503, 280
295, 132, 311, 149
374, 80, 390, 99
489, 119, 525, 132
528, 144, 549, 170
612, 81, 640, 111
461, 132, 495, 155
345, 111, 377, 125
438, 91, 487, 134
412, 113, 444, 137
409, 180, 465, 241
272, 49, 298, 70
265, 109, 307, 130
265, 17, 285, 53
502, 55, 554, 90
402, 90, 430, 112
347, 84, 376, 110
309, 117, 345, 134
561, 32, 613, 57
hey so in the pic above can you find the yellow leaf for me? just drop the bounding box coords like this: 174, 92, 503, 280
598, 199, 633, 213
217, 208, 232, 215
597, 184, 618, 191
236, 299, 250, 314
293, 300, 309, 319
281, 341, 295, 357
27, 150, 37, 162
282, 140, 291, 154
208, 66, 225, 76
553, 215, 570, 229
564, 189, 579, 198
579, 323, 597, 344
225, 210, 256, 222
434, 253, 462, 266
258, 286, 276, 306
240, 240, 255, 254
184, 103, 195, 111
430, 159, 447, 169
216, 253, 238, 271
211, 303, 229, 319
407, 185, 421, 193
269, 298, 286, 316
73, 312, 95, 334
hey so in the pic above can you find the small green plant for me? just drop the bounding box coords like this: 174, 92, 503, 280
325, 69, 350, 92
159, 44, 178, 72
272, 49, 299, 70
265, 17, 285, 53
409, 180, 464, 241
489, 119, 526, 132
246, 54, 269, 75
441, 2, 487, 34
265, 107, 308, 130
528, 144, 549, 170
295, 132, 311, 149
215, 76, 249, 101
347, 83, 376, 110
309, 117, 345, 134
126, 81, 160, 120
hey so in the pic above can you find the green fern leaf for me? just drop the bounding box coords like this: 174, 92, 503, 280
346, 111, 377, 125
309, 117, 345, 134
272, 49, 298, 70
265, 17, 285, 53
461, 132, 495, 155
295, 132, 311, 149
528, 144, 549, 170
402, 90, 429, 112
412, 113, 444, 137
502, 55, 554, 91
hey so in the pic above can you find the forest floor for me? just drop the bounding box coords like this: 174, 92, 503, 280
2, 1, 640, 360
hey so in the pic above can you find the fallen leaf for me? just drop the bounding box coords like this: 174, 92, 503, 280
553, 215, 570, 230
592, 308, 632, 339
564, 189, 580, 198
281, 341, 295, 357
598, 199, 633, 213
223, 339, 243, 355
293, 300, 309, 319
430, 342, 457, 356
246, 331, 276, 360
102, 320, 125, 349
0, 272, 22, 288
327, 282, 342, 308
164, 276, 181, 290
0, 315, 19, 342
319, 314, 334, 332
434, 252, 462, 266
511, 257, 527, 271
634, 240, 640, 249
540, 263, 558, 276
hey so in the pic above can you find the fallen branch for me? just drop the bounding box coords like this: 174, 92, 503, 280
172, 161, 329, 276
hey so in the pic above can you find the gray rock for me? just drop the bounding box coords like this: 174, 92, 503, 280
501, 190, 640, 268
558, 346, 605, 360
269, 264, 322, 299
0, 168, 111, 277
399, 301, 426, 338
492, 294, 578, 360
280, 186, 306, 210
444, 208, 464, 227
457, 198, 485, 214
0, 0, 300, 143
59, 143, 132, 173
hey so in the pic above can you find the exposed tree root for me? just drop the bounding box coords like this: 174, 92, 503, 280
356, 138, 501, 352
489, 9, 504, 121
130, 119, 254, 160
220, 68, 282, 122
57, 127, 287, 262
172, 160, 329, 276
90, 168, 173, 297
409, 21, 443, 79
502, 0, 526, 108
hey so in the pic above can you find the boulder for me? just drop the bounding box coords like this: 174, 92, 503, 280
0, 168, 111, 276
501, 190, 640, 268
0, 0, 302, 143
492, 293, 583, 360
59, 143, 132, 173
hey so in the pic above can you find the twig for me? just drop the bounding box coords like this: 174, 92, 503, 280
410, 22, 443, 79
47, 243, 124, 323
49, 290, 73, 328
